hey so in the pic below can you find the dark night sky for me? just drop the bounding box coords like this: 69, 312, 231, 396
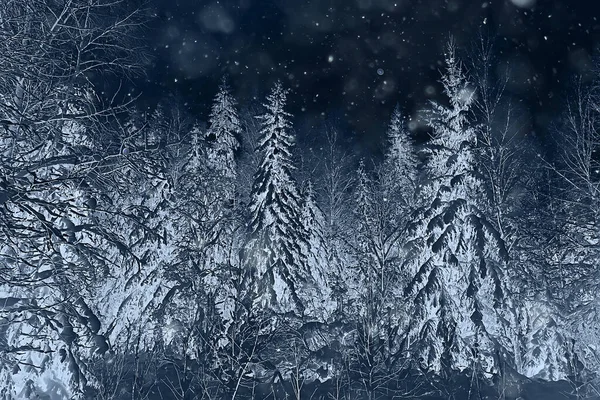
138, 0, 600, 154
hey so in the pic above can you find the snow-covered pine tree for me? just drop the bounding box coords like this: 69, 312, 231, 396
203, 81, 242, 278
244, 81, 308, 315
351, 114, 419, 322
382, 105, 418, 214
378, 105, 420, 300
352, 160, 377, 315
402, 40, 510, 377
300, 179, 334, 318
206, 78, 241, 182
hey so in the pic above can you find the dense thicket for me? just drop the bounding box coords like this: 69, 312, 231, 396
0, 3, 598, 398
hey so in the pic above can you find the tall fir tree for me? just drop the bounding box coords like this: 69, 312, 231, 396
382, 105, 418, 213
299, 180, 334, 318
203, 81, 242, 301
206, 78, 241, 182
352, 160, 377, 316
244, 82, 309, 315
379, 106, 420, 296
402, 41, 511, 377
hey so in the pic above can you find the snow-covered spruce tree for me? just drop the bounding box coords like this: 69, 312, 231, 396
378, 105, 420, 305
202, 81, 243, 302
345, 161, 398, 399
152, 114, 228, 399
402, 41, 511, 378
243, 82, 310, 315
299, 180, 334, 318
206, 78, 242, 182
235, 103, 264, 213
381, 105, 419, 214
161, 105, 258, 396
343, 147, 422, 399
344, 110, 421, 397
350, 160, 378, 317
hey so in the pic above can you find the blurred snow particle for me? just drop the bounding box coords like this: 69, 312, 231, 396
409, 108, 430, 131
509, 0, 536, 9
344, 77, 360, 94
165, 25, 181, 40
200, 3, 235, 34
377, 68, 385, 75
447, 1, 459, 12
458, 85, 477, 105
408, 120, 418, 131
374, 78, 396, 99
425, 85, 436, 96
328, 55, 334, 63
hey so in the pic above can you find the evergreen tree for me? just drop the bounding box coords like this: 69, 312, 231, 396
299, 180, 334, 318
402, 41, 510, 377
352, 160, 377, 315
206, 78, 241, 181
379, 106, 420, 294
382, 105, 418, 213
244, 82, 308, 315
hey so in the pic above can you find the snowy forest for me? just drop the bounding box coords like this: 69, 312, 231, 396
1, 0, 600, 399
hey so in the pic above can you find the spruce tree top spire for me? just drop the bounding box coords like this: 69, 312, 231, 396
250, 81, 300, 233
255, 81, 294, 167
387, 105, 404, 139
426, 39, 478, 200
